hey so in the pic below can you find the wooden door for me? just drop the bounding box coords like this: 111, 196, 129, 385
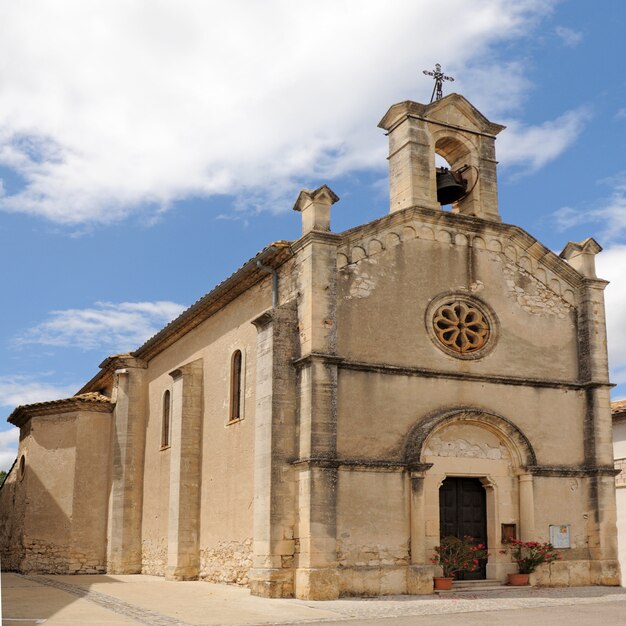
439, 477, 487, 580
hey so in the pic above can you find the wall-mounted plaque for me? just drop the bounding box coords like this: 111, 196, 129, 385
501, 523, 517, 543
549, 524, 571, 548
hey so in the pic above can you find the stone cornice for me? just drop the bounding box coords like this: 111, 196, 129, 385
378, 94, 506, 137
291, 456, 432, 472
291, 457, 617, 478
8, 393, 113, 428
293, 353, 610, 390
292, 352, 344, 367
527, 465, 620, 477
289, 230, 342, 253
337, 205, 586, 290
77, 354, 146, 395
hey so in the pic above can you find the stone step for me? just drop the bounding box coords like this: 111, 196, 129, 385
436, 585, 521, 594
435, 579, 521, 594
453, 579, 501, 588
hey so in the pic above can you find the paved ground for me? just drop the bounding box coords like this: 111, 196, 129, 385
2, 573, 626, 625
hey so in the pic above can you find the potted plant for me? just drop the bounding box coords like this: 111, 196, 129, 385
431, 535, 489, 590
501, 538, 560, 585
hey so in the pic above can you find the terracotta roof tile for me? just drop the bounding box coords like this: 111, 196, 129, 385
8, 392, 112, 428
611, 400, 626, 416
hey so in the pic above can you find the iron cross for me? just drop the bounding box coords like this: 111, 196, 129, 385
422, 63, 455, 103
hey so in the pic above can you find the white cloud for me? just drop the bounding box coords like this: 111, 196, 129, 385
555, 25, 583, 47
554, 173, 626, 241
497, 108, 589, 174
0, 0, 557, 223
0, 428, 19, 473
16, 301, 186, 352
0, 376, 78, 408
0, 378, 79, 471
596, 246, 626, 386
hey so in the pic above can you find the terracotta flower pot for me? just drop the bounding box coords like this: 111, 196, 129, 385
508, 573, 530, 586
433, 576, 454, 590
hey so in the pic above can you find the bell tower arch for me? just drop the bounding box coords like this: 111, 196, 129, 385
378, 93, 505, 221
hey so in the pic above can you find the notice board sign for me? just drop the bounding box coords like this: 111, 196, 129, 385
549, 524, 571, 548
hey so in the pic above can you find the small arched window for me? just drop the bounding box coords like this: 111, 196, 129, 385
230, 350, 242, 422
161, 390, 171, 448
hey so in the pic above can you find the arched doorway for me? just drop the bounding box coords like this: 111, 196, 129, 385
404, 409, 537, 583
439, 476, 487, 579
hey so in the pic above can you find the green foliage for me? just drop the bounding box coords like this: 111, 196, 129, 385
0, 470, 7, 486
431, 535, 489, 578
501, 538, 560, 574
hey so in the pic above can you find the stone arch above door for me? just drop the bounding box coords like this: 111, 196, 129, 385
404, 408, 536, 469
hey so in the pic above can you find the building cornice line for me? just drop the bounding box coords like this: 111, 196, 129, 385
526, 465, 619, 477
289, 230, 342, 253
291, 457, 618, 478
293, 353, 611, 390
336, 205, 585, 290
8, 393, 113, 428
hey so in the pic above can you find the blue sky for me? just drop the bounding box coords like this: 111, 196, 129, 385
0, 0, 625, 469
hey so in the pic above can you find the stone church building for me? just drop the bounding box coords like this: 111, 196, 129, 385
0, 93, 620, 599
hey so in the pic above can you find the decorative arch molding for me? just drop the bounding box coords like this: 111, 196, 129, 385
432, 129, 476, 168
404, 407, 536, 468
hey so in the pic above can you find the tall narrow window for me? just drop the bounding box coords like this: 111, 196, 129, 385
230, 350, 242, 421
161, 390, 171, 448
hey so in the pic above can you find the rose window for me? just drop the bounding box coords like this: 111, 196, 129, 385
432, 299, 490, 354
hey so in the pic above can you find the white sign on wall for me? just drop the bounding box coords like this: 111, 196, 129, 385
549, 524, 571, 548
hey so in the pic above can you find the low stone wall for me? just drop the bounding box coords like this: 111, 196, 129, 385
19, 539, 105, 574
199, 538, 252, 585
531, 559, 621, 587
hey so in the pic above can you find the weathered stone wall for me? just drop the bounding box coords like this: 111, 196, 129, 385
337, 224, 579, 380
336, 470, 409, 569
141, 280, 264, 580
141, 538, 167, 575
0, 409, 111, 575
0, 455, 25, 570
328, 206, 617, 593
199, 538, 253, 585
20, 538, 105, 574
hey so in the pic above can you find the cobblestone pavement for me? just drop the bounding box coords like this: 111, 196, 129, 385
2, 573, 626, 625
20, 575, 194, 626
289, 586, 626, 623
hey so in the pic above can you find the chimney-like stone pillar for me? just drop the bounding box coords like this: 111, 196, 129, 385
166, 358, 204, 580
107, 356, 147, 574
561, 237, 619, 584
293, 185, 339, 235
249, 304, 299, 598
560, 237, 602, 279
289, 217, 341, 600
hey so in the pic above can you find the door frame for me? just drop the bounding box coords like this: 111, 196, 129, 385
439, 475, 488, 579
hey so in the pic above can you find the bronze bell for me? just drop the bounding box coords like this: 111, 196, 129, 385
436, 167, 467, 205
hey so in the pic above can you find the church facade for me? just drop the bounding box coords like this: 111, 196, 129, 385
0, 94, 620, 599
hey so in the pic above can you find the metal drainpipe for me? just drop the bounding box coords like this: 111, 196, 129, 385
256, 241, 291, 309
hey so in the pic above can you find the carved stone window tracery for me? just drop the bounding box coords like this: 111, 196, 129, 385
433, 300, 490, 354
427, 294, 496, 359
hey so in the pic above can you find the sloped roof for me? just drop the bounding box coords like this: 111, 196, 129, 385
8, 392, 113, 428
612, 400, 626, 419
132, 241, 293, 361
378, 93, 506, 136
76, 241, 294, 395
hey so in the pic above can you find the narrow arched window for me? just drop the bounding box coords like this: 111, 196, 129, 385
161, 390, 171, 448
230, 350, 242, 421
